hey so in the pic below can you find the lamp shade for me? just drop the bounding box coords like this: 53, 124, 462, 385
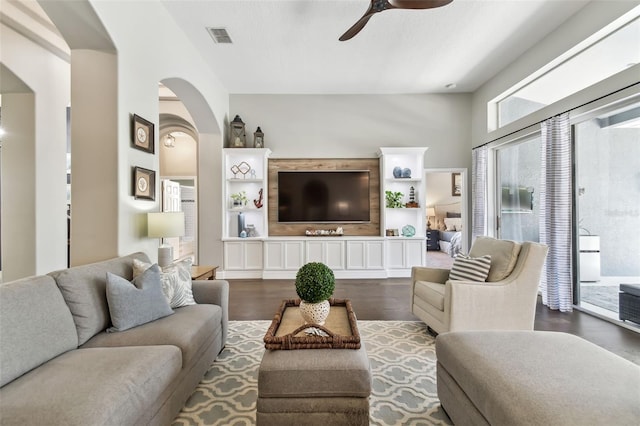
147, 212, 185, 238
426, 207, 436, 217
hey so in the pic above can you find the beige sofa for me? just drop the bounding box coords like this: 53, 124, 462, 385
411, 237, 548, 334
0, 252, 228, 426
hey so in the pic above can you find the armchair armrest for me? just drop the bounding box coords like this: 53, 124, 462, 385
411, 266, 450, 285
192, 279, 229, 348
446, 278, 536, 332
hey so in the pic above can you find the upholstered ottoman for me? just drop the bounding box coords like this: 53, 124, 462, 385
256, 345, 372, 425
436, 331, 640, 426
619, 283, 640, 324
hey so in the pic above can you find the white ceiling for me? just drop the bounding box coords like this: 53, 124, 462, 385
162, 0, 591, 95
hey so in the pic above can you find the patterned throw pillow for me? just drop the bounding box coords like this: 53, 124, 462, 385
133, 258, 196, 308
449, 254, 492, 282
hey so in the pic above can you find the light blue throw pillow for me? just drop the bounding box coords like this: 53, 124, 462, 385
106, 263, 173, 332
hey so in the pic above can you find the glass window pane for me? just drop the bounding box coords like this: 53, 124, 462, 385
575, 101, 640, 327
498, 16, 640, 128
496, 136, 541, 242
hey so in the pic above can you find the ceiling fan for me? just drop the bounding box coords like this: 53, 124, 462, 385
339, 0, 453, 41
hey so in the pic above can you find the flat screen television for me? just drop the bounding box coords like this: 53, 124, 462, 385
278, 171, 370, 223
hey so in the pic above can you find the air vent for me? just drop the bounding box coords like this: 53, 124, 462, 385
207, 27, 232, 44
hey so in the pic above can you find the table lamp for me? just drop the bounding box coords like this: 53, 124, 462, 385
426, 207, 436, 229
147, 212, 185, 267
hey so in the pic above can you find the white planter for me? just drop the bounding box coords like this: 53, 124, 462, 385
299, 300, 330, 325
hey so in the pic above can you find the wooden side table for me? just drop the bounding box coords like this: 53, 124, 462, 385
191, 265, 218, 280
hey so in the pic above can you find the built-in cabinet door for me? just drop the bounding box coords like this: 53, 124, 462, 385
305, 240, 345, 270
366, 240, 385, 269
224, 241, 245, 270
386, 239, 425, 269
264, 241, 304, 270
405, 239, 425, 268
386, 240, 406, 269
244, 241, 264, 270
346, 240, 385, 270
224, 241, 263, 270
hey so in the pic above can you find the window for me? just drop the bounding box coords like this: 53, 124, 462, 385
493, 14, 640, 129
574, 101, 640, 325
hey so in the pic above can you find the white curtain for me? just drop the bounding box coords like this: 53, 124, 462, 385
472, 145, 488, 241
539, 113, 573, 312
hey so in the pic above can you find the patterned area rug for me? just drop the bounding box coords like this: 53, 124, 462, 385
173, 321, 452, 425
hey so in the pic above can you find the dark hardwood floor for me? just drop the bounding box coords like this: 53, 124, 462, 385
228, 278, 640, 365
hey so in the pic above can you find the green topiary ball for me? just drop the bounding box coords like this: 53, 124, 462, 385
295, 262, 335, 303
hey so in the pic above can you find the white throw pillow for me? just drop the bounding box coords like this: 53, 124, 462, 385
133, 258, 196, 308
449, 254, 492, 282
444, 218, 462, 232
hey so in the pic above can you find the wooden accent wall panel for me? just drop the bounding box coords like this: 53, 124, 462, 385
268, 158, 380, 236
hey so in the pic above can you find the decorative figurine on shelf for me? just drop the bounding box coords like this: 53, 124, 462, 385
246, 224, 258, 238
406, 186, 419, 208
401, 168, 412, 178
393, 166, 402, 178
254, 188, 264, 209
237, 212, 246, 237
254, 127, 264, 148
230, 115, 246, 148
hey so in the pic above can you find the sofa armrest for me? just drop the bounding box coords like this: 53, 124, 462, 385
192, 279, 229, 348
411, 266, 450, 285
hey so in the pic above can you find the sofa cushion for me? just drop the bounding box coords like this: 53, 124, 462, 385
49, 252, 150, 345
449, 255, 491, 282
469, 237, 521, 282
0, 276, 78, 387
81, 304, 221, 368
133, 258, 196, 308
106, 264, 173, 332
0, 345, 181, 426
414, 281, 445, 311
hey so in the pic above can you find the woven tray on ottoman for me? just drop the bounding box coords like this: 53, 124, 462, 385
263, 298, 361, 350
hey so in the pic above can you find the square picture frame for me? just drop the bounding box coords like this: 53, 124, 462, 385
132, 114, 155, 154
452, 173, 462, 196
133, 166, 155, 200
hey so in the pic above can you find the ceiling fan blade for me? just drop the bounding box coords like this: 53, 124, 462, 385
339, 0, 396, 41
339, 13, 376, 41
388, 0, 453, 9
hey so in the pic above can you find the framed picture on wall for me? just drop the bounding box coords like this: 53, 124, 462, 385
452, 173, 461, 196
132, 114, 155, 154
133, 166, 155, 200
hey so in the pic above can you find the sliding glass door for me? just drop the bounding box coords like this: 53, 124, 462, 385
496, 135, 541, 243
574, 101, 640, 326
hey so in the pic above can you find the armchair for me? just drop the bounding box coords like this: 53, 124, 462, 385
411, 237, 548, 334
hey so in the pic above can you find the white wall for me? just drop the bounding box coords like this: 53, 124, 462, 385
471, 1, 640, 147
0, 24, 69, 278
230, 94, 472, 167
159, 134, 197, 176
87, 0, 229, 266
